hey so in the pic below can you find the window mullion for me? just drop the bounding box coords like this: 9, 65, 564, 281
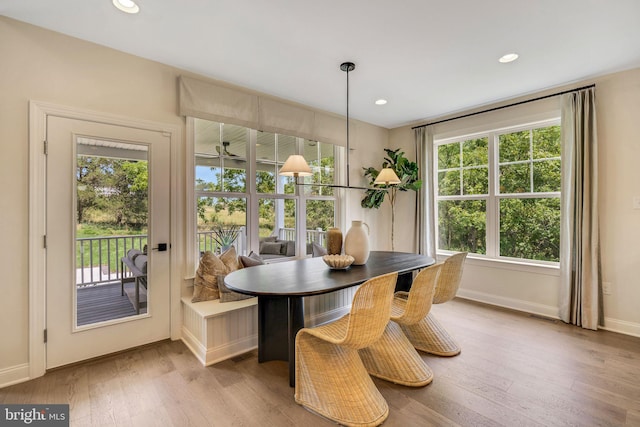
247, 129, 258, 255
529, 129, 534, 193
486, 132, 498, 258
296, 137, 306, 256
458, 142, 463, 195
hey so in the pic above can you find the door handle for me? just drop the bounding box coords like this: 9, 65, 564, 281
152, 243, 168, 251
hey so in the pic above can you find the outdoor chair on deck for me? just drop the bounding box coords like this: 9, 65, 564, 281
358, 262, 442, 386
399, 252, 467, 356
295, 272, 397, 427
120, 248, 148, 314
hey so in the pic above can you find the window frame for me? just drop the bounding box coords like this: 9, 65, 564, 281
186, 117, 343, 274
434, 117, 561, 268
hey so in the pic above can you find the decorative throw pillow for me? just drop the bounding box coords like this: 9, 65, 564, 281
285, 240, 296, 257
219, 246, 240, 273
259, 236, 278, 252
312, 242, 328, 257
191, 251, 228, 302
218, 275, 254, 303
260, 241, 283, 255
239, 251, 265, 268
126, 248, 144, 261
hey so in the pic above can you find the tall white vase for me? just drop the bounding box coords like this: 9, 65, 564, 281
344, 220, 370, 265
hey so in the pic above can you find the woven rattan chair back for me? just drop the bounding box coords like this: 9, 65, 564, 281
394, 262, 442, 325
432, 252, 467, 304
340, 272, 398, 349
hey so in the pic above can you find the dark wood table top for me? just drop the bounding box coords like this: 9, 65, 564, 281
225, 251, 435, 297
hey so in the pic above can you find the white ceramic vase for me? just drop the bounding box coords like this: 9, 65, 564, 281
344, 220, 370, 265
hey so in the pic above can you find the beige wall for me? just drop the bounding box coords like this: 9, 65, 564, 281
390, 67, 640, 335
0, 16, 390, 384
0, 16, 183, 376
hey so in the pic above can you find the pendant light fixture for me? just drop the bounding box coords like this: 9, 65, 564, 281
277, 61, 365, 189
373, 168, 401, 185
278, 154, 312, 178
278, 61, 401, 191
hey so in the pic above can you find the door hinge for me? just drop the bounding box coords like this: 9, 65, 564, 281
43, 235, 47, 249
43, 140, 48, 155
44, 329, 47, 343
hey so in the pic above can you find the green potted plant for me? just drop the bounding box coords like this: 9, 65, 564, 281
212, 223, 241, 253
361, 148, 421, 250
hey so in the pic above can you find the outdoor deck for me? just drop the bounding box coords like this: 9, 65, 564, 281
77, 281, 146, 326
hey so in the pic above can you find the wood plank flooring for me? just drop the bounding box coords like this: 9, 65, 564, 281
2, 298, 639, 426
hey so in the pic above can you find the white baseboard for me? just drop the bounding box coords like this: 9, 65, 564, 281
457, 289, 640, 338
203, 335, 257, 366
602, 317, 640, 338
456, 288, 559, 319
0, 363, 30, 389
181, 327, 257, 366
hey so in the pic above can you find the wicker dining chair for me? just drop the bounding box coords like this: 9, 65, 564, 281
399, 252, 467, 357
294, 272, 398, 427
359, 262, 442, 387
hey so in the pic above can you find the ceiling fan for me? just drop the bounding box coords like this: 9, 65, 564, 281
215, 141, 239, 157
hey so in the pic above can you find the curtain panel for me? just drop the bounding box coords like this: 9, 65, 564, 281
414, 127, 436, 257
559, 87, 602, 330
178, 75, 348, 147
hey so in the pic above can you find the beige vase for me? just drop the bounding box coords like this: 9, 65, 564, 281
326, 227, 343, 255
344, 220, 370, 265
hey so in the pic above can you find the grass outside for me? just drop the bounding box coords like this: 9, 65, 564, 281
76, 223, 147, 276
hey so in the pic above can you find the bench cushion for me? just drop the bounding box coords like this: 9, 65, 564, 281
134, 254, 148, 274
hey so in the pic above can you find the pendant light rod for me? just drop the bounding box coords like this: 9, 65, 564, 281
340, 61, 355, 188
281, 60, 388, 191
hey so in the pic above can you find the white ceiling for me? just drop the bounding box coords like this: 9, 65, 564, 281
2, 0, 640, 128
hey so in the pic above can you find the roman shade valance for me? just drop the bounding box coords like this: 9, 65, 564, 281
179, 75, 348, 147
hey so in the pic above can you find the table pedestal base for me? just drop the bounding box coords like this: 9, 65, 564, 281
395, 271, 414, 292
258, 295, 305, 386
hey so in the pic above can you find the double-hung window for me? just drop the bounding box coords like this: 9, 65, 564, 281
435, 119, 561, 264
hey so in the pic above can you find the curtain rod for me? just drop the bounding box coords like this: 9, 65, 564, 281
411, 84, 596, 130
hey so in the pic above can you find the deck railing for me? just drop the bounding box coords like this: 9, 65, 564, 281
76, 235, 147, 287
77, 227, 328, 287
279, 228, 327, 246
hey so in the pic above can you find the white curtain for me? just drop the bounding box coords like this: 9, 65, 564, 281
559, 87, 602, 330
414, 127, 436, 257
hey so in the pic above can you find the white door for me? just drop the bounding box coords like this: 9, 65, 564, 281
46, 116, 171, 369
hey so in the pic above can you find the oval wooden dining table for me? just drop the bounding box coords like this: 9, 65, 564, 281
224, 251, 435, 386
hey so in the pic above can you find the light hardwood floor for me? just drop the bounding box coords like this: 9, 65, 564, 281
2, 299, 639, 426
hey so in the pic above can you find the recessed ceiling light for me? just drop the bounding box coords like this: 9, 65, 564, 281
112, 0, 140, 14
499, 53, 519, 63
375, 99, 388, 105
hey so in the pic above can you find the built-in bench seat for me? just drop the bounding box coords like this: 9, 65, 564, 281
181, 292, 258, 366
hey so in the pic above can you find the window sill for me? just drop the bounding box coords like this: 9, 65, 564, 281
437, 252, 560, 276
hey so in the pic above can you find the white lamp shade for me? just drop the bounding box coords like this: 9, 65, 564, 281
374, 168, 401, 185
278, 155, 313, 177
